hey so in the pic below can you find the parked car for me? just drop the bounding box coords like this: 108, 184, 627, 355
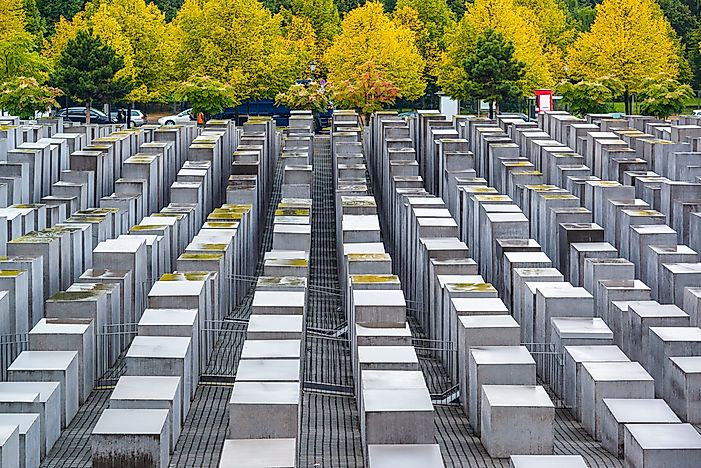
693, 109, 701, 116
158, 109, 194, 125
55, 107, 115, 124
110, 109, 148, 127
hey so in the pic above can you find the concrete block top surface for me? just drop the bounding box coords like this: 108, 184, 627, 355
235, 359, 300, 382
361, 370, 427, 390
252, 291, 306, 308
459, 315, 519, 329
649, 326, 701, 342
538, 286, 592, 299
367, 444, 444, 468
138, 309, 198, 327
571, 242, 617, 253
602, 398, 680, 423
357, 346, 419, 365
0, 413, 39, 433
581, 361, 653, 381
481, 385, 554, 408
149, 280, 205, 297
0, 381, 59, 401
126, 336, 191, 359
241, 340, 302, 360
625, 423, 701, 449
92, 408, 169, 435
470, 346, 535, 365
451, 297, 508, 314
247, 315, 303, 332
629, 303, 688, 318
504, 251, 552, 263
94, 237, 145, 253
220, 438, 296, 467
353, 289, 405, 307
111, 376, 181, 401
230, 381, 300, 405
551, 318, 612, 338
510, 455, 588, 467
29, 318, 92, 335
356, 324, 411, 337
363, 387, 432, 412
663, 263, 701, 274
650, 245, 697, 255
9, 351, 77, 370
564, 345, 629, 363
0, 424, 18, 445
0, 392, 39, 403
344, 243, 386, 255
670, 356, 701, 373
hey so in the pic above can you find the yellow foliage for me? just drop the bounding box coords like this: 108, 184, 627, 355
172, 0, 313, 100
0, 0, 26, 39
323, 1, 425, 101
567, 0, 680, 93
457, 0, 572, 92
43, 0, 177, 102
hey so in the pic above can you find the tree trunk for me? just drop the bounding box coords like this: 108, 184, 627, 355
624, 88, 630, 115
489, 101, 494, 120
127, 103, 132, 128
86, 98, 92, 125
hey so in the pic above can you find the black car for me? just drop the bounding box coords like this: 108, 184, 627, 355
56, 107, 115, 124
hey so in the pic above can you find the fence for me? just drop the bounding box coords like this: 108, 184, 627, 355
199, 319, 247, 384
524, 342, 566, 408
0, 333, 28, 381
95, 322, 138, 388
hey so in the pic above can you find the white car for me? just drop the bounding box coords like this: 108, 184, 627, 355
693, 109, 701, 116
158, 109, 193, 125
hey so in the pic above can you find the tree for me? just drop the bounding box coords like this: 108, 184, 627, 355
290, 0, 340, 48
555, 77, 623, 117
172, 0, 314, 100
330, 61, 398, 119
567, 0, 681, 114
323, 2, 425, 112
638, 78, 694, 119
0, 76, 62, 119
174, 75, 241, 119
51, 29, 132, 124
0, 0, 49, 82
440, 28, 524, 118
393, 0, 455, 81
275, 81, 330, 112
35, 0, 86, 34
23, 0, 45, 45
44, 0, 178, 104
442, 0, 574, 96
148, 0, 184, 20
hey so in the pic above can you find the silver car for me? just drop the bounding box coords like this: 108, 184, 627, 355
111, 109, 148, 127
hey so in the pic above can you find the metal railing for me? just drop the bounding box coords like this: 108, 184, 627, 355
524, 342, 566, 408
0, 333, 28, 381
95, 322, 138, 388
199, 319, 247, 383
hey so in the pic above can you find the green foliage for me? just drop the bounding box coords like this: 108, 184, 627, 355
35, 0, 86, 34
0, 32, 49, 82
638, 78, 695, 119
439, 28, 524, 117
329, 61, 398, 118
290, 0, 341, 46
51, 29, 132, 121
0, 75, 62, 119
23, 0, 46, 45
335, 0, 364, 14
173, 74, 241, 117
275, 81, 330, 112
148, 0, 184, 20
555, 77, 622, 116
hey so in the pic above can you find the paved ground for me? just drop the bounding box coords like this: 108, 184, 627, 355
41, 135, 623, 468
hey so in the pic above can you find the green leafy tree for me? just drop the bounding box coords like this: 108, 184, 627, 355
638, 78, 694, 119
329, 61, 398, 121
555, 76, 622, 116
35, 0, 86, 34
148, 0, 184, 20
23, 0, 45, 45
334, 0, 364, 14
51, 29, 132, 124
290, 0, 340, 47
439, 28, 524, 118
0, 76, 62, 119
174, 74, 241, 119
275, 81, 330, 112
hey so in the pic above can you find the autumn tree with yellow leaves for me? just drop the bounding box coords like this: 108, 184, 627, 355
172, 0, 315, 101
0, 0, 49, 82
44, 0, 177, 103
324, 2, 425, 120
439, 0, 575, 101
567, 0, 682, 114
